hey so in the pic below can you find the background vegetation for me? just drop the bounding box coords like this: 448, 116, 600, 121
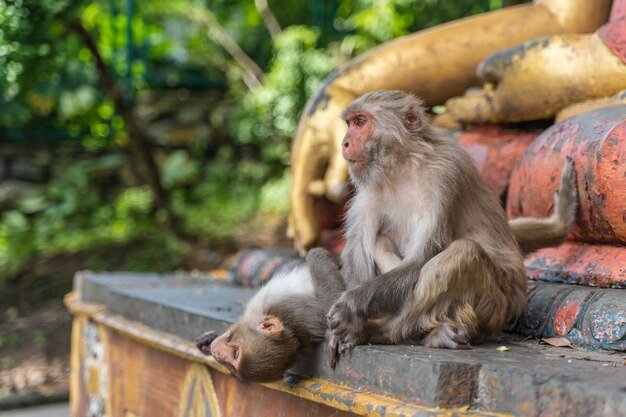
0, 0, 506, 291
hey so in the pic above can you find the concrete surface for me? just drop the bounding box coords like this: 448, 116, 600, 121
0, 403, 68, 417
75, 271, 626, 417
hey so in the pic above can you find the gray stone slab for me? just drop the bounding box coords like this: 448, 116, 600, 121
0, 403, 68, 417
74, 272, 626, 417
76, 271, 253, 337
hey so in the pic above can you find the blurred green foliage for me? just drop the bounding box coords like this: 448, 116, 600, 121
0, 0, 495, 281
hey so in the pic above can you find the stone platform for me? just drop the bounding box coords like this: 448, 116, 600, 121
67, 271, 626, 417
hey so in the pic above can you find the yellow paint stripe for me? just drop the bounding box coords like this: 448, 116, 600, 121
65, 293, 512, 417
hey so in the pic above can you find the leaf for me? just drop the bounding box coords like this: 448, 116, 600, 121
496, 346, 510, 352
542, 337, 573, 348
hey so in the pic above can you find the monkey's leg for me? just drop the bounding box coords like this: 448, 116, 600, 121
374, 234, 403, 274
306, 248, 345, 301
385, 239, 509, 348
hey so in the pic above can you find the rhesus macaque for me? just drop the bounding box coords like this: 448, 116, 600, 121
196, 248, 344, 382
196, 90, 577, 379
326, 90, 578, 365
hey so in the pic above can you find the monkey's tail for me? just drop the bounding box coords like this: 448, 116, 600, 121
508, 158, 578, 256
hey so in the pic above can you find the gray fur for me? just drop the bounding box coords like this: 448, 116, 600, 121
328, 90, 527, 363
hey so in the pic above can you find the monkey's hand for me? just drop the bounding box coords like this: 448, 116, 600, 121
326, 291, 367, 367
195, 331, 218, 356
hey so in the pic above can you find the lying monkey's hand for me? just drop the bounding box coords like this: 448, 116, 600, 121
195, 331, 218, 356
326, 292, 367, 367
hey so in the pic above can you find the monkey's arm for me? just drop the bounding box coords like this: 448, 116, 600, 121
336, 260, 422, 320
374, 234, 403, 274
508, 158, 577, 255
326, 260, 423, 361
340, 193, 380, 289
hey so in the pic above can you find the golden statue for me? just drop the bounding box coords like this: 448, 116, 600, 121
442, 12, 626, 124
288, 0, 612, 253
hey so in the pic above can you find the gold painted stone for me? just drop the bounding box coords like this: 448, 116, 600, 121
556, 89, 626, 122
445, 31, 626, 123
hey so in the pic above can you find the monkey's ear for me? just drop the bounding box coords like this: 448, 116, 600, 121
259, 316, 284, 337
402, 110, 421, 132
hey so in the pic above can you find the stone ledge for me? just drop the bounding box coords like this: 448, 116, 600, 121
74, 271, 626, 417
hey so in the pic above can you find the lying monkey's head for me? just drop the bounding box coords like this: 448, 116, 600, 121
341, 90, 435, 184
196, 315, 300, 382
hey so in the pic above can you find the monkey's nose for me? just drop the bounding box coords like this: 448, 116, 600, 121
342, 139, 349, 148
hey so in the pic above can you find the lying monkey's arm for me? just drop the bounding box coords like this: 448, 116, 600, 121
509, 158, 578, 255
374, 234, 403, 274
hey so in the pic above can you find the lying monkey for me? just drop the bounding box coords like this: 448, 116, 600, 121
195, 248, 344, 382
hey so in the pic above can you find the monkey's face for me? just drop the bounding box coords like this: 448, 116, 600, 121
342, 91, 426, 184
201, 316, 299, 383
342, 111, 375, 178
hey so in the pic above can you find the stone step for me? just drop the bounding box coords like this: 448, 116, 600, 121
75, 271, 626, 417
510, 280, 626, 351
229, 249, 626, 351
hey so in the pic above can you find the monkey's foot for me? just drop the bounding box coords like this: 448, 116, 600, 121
327, 332, 359, 368
195, 331, 218, 356
422, 323, 472, 349
326, 297, 367, 367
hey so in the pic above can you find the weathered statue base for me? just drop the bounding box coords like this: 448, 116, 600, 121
66, 271, 626, 417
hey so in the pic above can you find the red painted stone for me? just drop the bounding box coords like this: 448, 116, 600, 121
525, 242, 626, 288
514, 280, 626, 351
318, 197, 346, 229
590, 305, 626, 344
553, 301, 580, 336
453, 126, 538, 197
610, 0, 626, 22
599, 17, 626, 64
321, 228, 345, 256
507, 105, 626, 244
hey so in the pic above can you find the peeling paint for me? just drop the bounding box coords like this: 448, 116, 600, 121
508, 106, 626, 244
553, 301, 580, 336
513, 281, 626, 351
525, 242, 626, 288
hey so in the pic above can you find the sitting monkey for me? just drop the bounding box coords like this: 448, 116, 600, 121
326, 90, 577, 364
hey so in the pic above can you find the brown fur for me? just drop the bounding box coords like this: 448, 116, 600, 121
509, 157, 577, 255
196, 248, 344, 382
327, 90, 578, 364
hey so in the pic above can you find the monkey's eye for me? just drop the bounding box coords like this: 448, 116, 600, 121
355, 116, 366, 126
233, 348, 239, 360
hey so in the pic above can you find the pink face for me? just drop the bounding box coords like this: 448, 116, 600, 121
209, 315, 284, 379
210, 331, 242, 377
342, 111, 374, 174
